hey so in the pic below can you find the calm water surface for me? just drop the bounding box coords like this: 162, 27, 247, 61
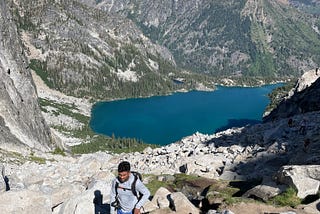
90, 84, 281, 145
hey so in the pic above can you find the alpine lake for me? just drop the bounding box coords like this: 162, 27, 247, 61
90, 84, 282, 146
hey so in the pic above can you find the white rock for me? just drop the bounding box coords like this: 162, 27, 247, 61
0, 189, 51, 213
170, 192, 200, 214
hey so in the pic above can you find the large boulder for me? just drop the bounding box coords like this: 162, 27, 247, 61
152, 187, 171, 209
274, 165, 320, 198
50, 183, 85, 209
243, 184, 283, 201
0, 189, 51, 213
53, 178, 113, 214
170, 192, 200, 214
143, 187, 171, 213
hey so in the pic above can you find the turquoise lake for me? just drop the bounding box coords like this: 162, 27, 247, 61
90, 84, 281, 145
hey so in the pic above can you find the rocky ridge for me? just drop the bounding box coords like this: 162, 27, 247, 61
264, 69, 320, 121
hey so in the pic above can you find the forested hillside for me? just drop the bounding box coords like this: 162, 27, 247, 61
12, 0, 215, 101
10, 0, 320, 101
91, 0, 320, 79
289, 0, 320, 14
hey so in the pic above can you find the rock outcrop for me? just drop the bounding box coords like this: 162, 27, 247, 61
274, 165, 320, 199
0, 0, 53, 153
264, 69, 320, 122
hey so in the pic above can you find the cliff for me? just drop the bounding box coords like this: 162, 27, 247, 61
264, 69, 320, 121
0, 0, 53, 153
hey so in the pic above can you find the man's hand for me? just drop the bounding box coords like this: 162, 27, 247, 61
133, 208, 141, 214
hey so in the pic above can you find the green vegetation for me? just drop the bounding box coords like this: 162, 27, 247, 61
29, 155, 46, 164
145, 174, 307, 210
205, 179, 242, 205
269, 187, 301, 208
13, 8, 37, 31
29, 60, 54, 88
32, 44, 187, 100
173, 173, 202, 188
39, 98, 158, 154
145, 174, 262, 208
248, 52, 275, 76
265, 80, 297, 113
145, 173, 203, 195
144, 175, 172, 195
52, 147, 66, 156
39, 98, 87, 123
0, 150, 26, 165
70, 135, 158, 154
0, 149, 55, 165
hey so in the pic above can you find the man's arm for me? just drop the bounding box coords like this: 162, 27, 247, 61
134, 179, 151, 210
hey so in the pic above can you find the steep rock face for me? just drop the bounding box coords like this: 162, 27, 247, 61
0, 0, 53, 152
263, 70, 320, 121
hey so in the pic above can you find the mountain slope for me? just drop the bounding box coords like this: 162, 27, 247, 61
289, 0, 320, 15
9, 0, 320, 101
0, 0, 53, 153
12, 0, 215, 101
86, 0, 320, 79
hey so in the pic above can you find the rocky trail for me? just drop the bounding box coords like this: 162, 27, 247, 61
0, 108, 319, 213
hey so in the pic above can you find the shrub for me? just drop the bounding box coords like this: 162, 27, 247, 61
52, 147, 66, 156
269, 187, 301, 208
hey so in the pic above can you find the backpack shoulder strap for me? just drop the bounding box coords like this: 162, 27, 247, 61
115, 180, 119, 196
131, 172, 139, 198
115, 174, 140, 198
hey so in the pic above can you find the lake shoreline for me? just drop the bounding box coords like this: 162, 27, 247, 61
32, 69, 286, 146
90, 84, 282, 145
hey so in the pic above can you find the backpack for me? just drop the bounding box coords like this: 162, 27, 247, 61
115, 171, 143, 199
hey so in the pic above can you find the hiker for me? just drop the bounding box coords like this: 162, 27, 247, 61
287, 118, 293, 127
299, 119, 307, 135
110, 161, 150, 214
303, 138, 311, 152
